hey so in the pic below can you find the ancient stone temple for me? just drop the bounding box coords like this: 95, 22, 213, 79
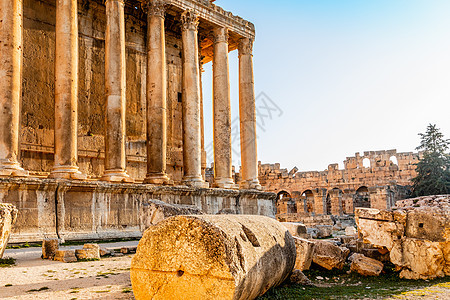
0, 0, 273, 243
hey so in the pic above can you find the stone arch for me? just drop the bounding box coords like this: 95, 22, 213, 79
276, 190, 296, 214
363, 158, 371, 168
389, 156, 398, 166
301, 189, 315, 214
276, 190, 291, 201
325, 192, 332, 215
354, 186, 370, 211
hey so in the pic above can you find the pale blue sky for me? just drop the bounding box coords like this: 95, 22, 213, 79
201, 0, 450, 171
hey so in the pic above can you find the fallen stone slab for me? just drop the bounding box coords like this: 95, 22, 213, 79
140, 199, 204, 228
282, 222, 308, 238
42, 239, 59, 259
0, 203, 18, 258
75, 244, 100, 260
289, 269, 313, 285
312, 241, 349, 270
349, 253, 384, 276
121, 246, 137, 254
293, 237, 315, 271
54, 250, 77, 263
131, 215, 296, 300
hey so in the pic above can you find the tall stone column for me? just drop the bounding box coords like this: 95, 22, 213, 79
0, 0, 28, 177
180, 10, 208, 188
103, 0, 131, 182
212, 27, 236, 189
238, 38, 261, 190
50, 0, 84, 179
199, 54, 207, 180
144, 0, 170, 185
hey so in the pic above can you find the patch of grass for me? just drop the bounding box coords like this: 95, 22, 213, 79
94, 290, 110, 293
258, 270, 450, 300
61, 237, 139, 247
7, 242, 41, 249
122, 287, 132, 293
4, 284, 13, 287
26, 286, 50, 293
77, 258, 99, 262
0, 257, 16, 267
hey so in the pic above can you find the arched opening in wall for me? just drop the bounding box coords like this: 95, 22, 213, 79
354, 186, 370, 211
325, 193, 332, 215
276, 190, 296, 215
276, 190, 291, 201
390, 156, 398, 166
363, 158, 371, 168
302, 190, 314, 214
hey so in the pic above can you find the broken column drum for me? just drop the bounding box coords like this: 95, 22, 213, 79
131, 215, 296, 300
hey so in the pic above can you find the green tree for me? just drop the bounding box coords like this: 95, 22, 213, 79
411, 124, 450, 197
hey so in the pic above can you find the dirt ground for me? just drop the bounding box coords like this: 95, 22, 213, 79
0, 243, 136, 300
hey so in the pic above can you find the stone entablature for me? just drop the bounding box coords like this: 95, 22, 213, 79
259, 150, 420, 216
0, 0, 261, 190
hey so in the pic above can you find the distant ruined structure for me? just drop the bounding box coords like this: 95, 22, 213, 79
258, 150, 420, 220
0, 0, 273, 243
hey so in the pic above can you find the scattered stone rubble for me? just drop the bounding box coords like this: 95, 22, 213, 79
355, 195, 450, 280
131, 215, 296, 300
0, 203, 17, 258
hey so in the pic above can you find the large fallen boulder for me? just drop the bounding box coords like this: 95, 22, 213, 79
312, 240, 349, 270
355, 195, 450, 280
131, 215, 296, 300
140, 199, 204, 228
42, 239, 59, 259
75, 244, 100, 260
0, 203, 18, 258
349, 253, 384, 276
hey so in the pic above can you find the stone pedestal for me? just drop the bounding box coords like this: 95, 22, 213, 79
0, 0, 28, 177
180, 10, 208, 188
238, 38, 261, 190
103, 0, 131, 183
50, 0, 84, 180
144, 0, 170, 185
212, 27, 237, 189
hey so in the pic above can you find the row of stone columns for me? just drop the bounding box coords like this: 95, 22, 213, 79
0, 0, 261, 189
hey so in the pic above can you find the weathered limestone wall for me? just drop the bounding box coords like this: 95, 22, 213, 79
20, 0, 184, 182
259, 150, 419, 216
0, 178, 276, 243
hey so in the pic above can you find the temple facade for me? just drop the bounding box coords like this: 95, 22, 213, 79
0, 0, 273, 243
0, 0, 261, 190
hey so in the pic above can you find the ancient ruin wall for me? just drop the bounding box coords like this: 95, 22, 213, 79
259, 150, 420, 216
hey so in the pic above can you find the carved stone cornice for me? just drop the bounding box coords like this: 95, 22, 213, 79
181, 10, 199, 31
142, 0, 166, 18
165, 0, 255, 39
211, 27, 228, 44
238, 38, 253, 56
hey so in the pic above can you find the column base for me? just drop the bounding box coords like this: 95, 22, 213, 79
213, 178, 239, 190
49, 166, 86, 180
182, 176, 209, 188
144, 173, 172, 185
0, 161, 29, 177
240, 179, 263, 191
102, 170, 133, 183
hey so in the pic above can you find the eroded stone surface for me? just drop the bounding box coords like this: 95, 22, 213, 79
282, 222, 308, 238
293, 237, 315, 271
130, 215, 296, 300
140, 199, 204, 228
349, 253, 384, 276
0, 203, 17, 258
312, 241, 349, 270
75, 244, 100, 260
42, 239, 59, 259
355, 196, 450, 279
54, 250, 77, 263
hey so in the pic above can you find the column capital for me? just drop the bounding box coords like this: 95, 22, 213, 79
181, 10, 199, 31
143, 0, 166, 18
211, 27, 229, 44
238, 37, 254, 56
105, 0, 125, 5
